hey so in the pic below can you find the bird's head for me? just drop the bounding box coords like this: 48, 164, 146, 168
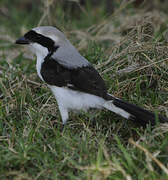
15, 26, 68, 57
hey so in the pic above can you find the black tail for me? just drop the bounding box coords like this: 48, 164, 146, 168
105, 94, 168, 126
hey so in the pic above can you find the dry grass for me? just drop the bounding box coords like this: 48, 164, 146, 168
0, 0, 168, 179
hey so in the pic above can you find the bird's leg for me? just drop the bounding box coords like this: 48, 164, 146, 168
58, 106, 69, 125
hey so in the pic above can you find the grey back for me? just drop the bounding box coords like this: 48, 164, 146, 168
34, 26, 90, 69
52, 43, 90, 69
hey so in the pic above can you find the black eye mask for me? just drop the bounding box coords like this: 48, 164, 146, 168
24, 30, 58, 52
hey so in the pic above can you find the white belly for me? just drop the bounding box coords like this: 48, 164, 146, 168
49, 85, 105, 112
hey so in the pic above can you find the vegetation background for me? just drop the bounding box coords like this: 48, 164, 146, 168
0, 0, 168, 179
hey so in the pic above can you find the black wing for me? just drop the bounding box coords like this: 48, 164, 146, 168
40, 56, 109, 99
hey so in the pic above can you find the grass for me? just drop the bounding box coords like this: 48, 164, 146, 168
0, 0, 168, 179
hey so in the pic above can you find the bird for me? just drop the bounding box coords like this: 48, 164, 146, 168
15, 26, 168, 126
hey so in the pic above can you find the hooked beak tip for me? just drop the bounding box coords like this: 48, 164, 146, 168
15, 36, 30, 45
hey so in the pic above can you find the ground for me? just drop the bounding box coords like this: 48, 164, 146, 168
0, 0, 168, 179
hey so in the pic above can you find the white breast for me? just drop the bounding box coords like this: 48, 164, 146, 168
29, 43, 48, 81
36, 55, 44, 81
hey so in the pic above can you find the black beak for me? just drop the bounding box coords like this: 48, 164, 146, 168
15, 36, 30, 45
